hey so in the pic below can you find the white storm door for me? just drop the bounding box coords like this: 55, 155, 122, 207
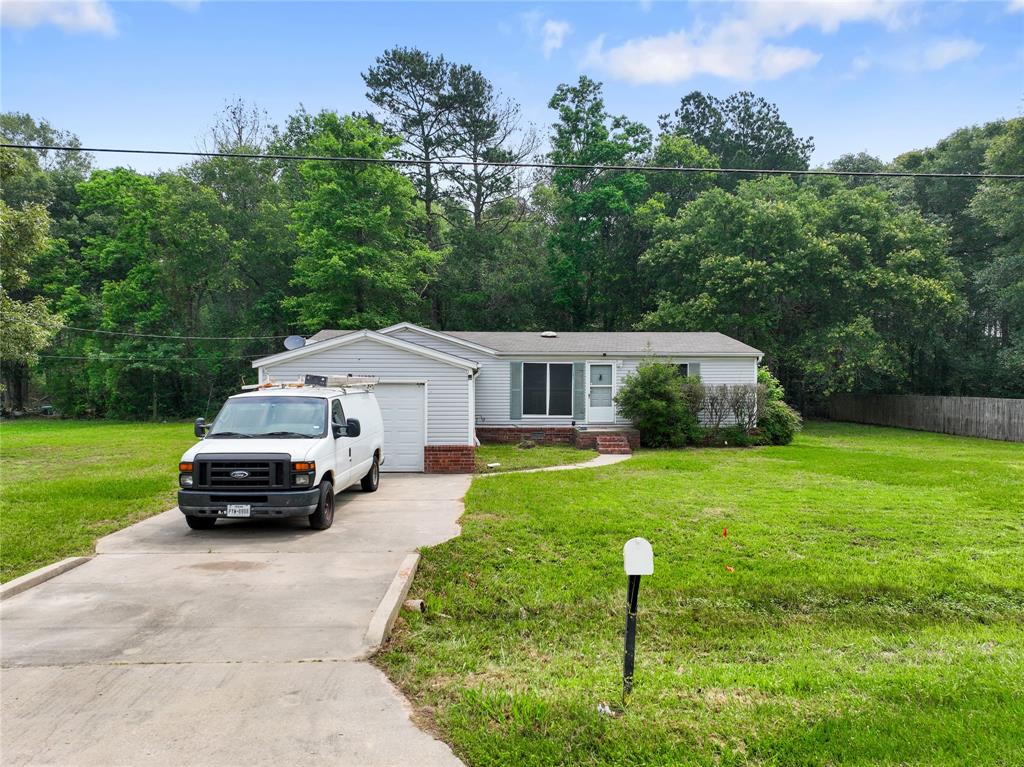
587, 363, 615, 423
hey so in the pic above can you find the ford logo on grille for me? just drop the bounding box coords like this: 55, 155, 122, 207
230, 470, 250, 479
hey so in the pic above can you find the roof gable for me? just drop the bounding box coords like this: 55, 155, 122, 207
251, 329, 480, 371
377, 322, 499, 355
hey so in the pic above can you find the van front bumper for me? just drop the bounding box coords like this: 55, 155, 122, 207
177, 488, 320, 519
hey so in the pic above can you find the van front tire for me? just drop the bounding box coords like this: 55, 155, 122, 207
185, 515, 217, 530
361, 455, 380, 492
308, 481, 335, 530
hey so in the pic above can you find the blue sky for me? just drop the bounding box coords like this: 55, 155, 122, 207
3, 1, 1022, 173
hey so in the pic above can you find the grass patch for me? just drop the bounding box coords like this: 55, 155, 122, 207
379, 422, 1024, 766
475, 443, 599, 473
0, 419, 195, 582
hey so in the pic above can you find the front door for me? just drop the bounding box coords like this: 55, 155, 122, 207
587, 363, 615, 423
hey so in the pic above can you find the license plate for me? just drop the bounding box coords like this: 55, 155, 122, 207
225, 504, 251, 518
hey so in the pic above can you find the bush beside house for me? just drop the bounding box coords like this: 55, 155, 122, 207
615, 362, 801, 448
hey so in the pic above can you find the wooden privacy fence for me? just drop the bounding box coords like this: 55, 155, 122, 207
828, 394, 1024, 443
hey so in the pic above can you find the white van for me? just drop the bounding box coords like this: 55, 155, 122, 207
177, 376, 384, 531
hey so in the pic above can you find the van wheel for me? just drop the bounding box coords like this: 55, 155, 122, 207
186, 515, 217, 530
308, 481, 335, 530
361, 455, 380, 492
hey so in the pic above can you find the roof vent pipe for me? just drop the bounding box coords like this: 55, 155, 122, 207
540, 331, 558, 338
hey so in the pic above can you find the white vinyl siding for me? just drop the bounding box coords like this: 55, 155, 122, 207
260, 338, 471, 445
474, 355, 759, 428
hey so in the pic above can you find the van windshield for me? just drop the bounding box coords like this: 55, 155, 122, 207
207, 396, 327, 439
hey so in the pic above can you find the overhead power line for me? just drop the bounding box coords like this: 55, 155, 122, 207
3, 143, 1022, 181
61, 325, 292, 340
40, 353, 268, 362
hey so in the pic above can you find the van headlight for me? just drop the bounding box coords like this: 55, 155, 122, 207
291, 461, 315, 487
179, 473, 194, 488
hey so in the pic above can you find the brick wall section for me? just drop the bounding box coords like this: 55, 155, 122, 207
476, 426, 640, 451
423, 444, 476, 473
475, 426, 576, 446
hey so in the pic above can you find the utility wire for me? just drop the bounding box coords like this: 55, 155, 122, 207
41, 352, 270, 360
61, 325, 293, 340
3, 143, 1023, 181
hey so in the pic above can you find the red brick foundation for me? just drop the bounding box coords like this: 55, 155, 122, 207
476, 426, 640, 451
475, 426, 576, 446
423, 444, 476, 473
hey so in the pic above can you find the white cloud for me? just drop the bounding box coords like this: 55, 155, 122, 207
584, 0, 915, 84
541, 19, 571, 58
917, 38, 983, 71
1009, 0, 1024, 13
1, 0, 117, 36
521, 12, 571, 58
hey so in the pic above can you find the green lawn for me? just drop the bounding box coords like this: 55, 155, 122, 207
0, 419, 196, 582
379, 422, 1024, 766
476, 443, 598, 473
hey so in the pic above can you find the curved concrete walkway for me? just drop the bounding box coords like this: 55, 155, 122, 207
1, 475, 469, 767
478, 451, 633, 476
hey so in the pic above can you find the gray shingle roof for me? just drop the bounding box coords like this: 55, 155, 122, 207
307, 328, 760, 356
445, 331, 760, 355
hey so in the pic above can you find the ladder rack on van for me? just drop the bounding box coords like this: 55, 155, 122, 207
241, 374, 378, 392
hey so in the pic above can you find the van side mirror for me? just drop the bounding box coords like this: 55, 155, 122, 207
345, 418, 361, 438
194, 418, 208, 438
332, 421, 346, 439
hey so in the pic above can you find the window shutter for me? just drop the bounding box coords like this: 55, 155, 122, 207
572, 362, 586, 421
509, 361, 523, 420
689, 362, 701, 380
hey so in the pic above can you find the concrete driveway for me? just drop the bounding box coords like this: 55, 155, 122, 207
1, 474, 469, 767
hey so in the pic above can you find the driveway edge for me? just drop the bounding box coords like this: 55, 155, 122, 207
364, 552, 421, 653
1, 557, 91, 601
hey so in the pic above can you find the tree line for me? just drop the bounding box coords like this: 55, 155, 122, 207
1, 47, 1021, 419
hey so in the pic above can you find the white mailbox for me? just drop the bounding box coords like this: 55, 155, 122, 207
623, 537, 654, 576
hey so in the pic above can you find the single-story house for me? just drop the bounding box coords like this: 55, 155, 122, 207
252, 323, 763, 473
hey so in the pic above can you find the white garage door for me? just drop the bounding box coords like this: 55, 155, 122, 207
373, 383, 426, 472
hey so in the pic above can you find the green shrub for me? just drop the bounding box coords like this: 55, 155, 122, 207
758, 398, 802, 445
614, 362, 700, 447
758, 367, 787, 403
718, 425, 756, 447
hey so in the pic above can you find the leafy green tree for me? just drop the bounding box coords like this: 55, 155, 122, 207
186, 100, 297, 340
547, 76, 653, 330
647, 133, 718, 217
892, 121, 1014, 394
435, 191, 558, 330
363, 47, 454, 252
0, 149, 63, 410
285, 113, 435, 331
659, 91, 813, 174
641, 177, 963, 407
0, 112, 93, 223
969, 118, 1024, 394
445, 64, 539, 228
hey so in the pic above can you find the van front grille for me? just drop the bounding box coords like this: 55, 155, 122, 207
194, 454, 289, 490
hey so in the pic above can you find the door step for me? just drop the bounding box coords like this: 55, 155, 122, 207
595, 434, 633, 455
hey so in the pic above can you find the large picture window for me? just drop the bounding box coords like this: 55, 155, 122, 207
523, 362, 573, 416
